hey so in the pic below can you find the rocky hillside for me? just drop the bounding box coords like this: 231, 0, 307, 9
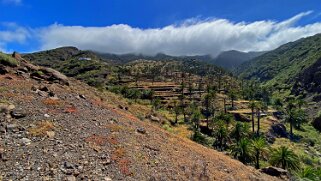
0, 53, 280, 180
23, 47, 110, 87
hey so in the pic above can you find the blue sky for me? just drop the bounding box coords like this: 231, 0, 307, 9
1, 0, 321, 56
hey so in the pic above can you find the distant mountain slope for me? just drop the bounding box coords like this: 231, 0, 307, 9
236, 33, 321, 89
97, 52, 215, 65
212, 50, 265, 70
97, 50, 263, 71
23, 47, 229, 88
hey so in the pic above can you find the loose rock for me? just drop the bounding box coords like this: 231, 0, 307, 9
10, 110, 26, 119
137, 127, 146, 134
21, 138, 31, 146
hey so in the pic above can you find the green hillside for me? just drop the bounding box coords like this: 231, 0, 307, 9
236, 33, 321, 90
23, 47, 111, 87
23, 47, 229, 88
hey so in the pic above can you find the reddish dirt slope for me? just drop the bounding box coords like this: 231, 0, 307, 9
0, 73, 282, 180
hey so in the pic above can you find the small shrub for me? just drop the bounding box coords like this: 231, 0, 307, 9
192, 130, 209, 146
141, 89, 154, 99
28, 121, 55, 136
162, 124, 173, 132
85, 135, 108, 146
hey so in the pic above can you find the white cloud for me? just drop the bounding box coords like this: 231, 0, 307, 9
1, 0, 22, 5
0, 22, 29, 52
36, 11, 321, 56
2, 11, 321, 56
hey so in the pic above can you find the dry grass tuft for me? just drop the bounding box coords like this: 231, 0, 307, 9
112, 147, 126, 160
64, 106, 77, 113
111, 147, 132, 175
104, 124, 123, 132
107, 136, 119, 145
42, 98, 61, 106
85, 134, 108, 146
118, 158, 132, 176
28, 121, 55, 136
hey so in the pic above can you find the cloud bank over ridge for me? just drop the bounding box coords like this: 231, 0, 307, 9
2, 11, 321, 56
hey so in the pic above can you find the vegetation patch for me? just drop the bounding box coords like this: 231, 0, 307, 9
85, 134, 109, 146
0, 52, 19, 67
42, 98, 61, 106
28, 121, 55, 137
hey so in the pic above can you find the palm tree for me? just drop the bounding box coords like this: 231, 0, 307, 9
213, 121, 228, 151
228, 89, 237, 109
230, 122, 249, 143
223, 97, 227, 113
292, 108, 307, 130
180, 81, 186, 122
251, 137, 268, 169
297, 99, 306, 110
203, 90, 216, 127
269, 146, 300, 170
249, 100, 256, 133
231, 138, 252, 164
173, 100, 181, 125
255, 101, 267, 136
295, 166, 320, 181
191, 109, 201, 130
286, 99, 297, 138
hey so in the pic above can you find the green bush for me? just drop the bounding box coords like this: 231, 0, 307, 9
141, 89, 154, 99
0, 53, 19, 67
192, 130, 210, 146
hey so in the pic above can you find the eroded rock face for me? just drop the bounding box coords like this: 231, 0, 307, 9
292, 57, 321, 95
260, 167, 288, 178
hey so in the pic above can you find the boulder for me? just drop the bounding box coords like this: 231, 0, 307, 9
260, 166, 288, 177
40, 67, 69, 85
312, 116, 321, 132
10, 110, 27, 119
150, 115, 160, 122
233, 113, 251, 122
0, 65, 9, 75
137, 127, 146, 134
0, 103, 15, 114
265, 131, 276, 144
270, 123, 287, 137
21, 62, 40, 71
6, 124, 18, 132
